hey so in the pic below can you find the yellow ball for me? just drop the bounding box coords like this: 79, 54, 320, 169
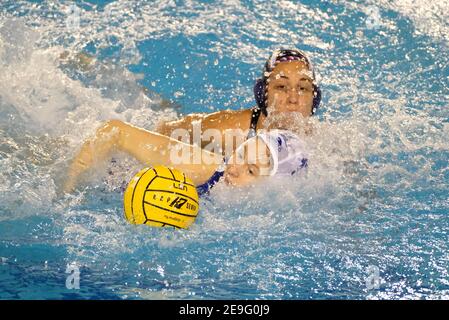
123, 165, 199, 229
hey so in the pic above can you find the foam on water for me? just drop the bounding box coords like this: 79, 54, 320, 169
0, 0, 448, 299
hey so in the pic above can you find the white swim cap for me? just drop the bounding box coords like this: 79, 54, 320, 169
234, 129, 308, 176
257, 129, 308, 176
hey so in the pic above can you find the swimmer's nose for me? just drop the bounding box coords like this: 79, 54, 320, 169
288, 89, 299, 104
226, 165, 240, 178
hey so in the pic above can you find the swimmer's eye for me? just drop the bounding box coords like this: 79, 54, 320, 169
247, 165, 258, 176
275, 85, 288, 91
275, 85, 312, 92
299, 85, 312, 92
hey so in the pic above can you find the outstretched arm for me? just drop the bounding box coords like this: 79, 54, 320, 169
155, 109, 252, 149
155, 113, 206, 139
64, 120, 222, 193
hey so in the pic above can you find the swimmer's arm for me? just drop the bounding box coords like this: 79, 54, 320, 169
64, 120, 221, 193
155, 113, 206, 138
155, 109, 251, 144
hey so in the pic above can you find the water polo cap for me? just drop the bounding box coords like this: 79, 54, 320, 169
249, 48, 322, 139
236, 129, 309, 176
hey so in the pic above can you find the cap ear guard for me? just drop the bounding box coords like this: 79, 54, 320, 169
256, 129, 309, 176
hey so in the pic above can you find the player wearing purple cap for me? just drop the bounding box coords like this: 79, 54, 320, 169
156, 48, 321, 148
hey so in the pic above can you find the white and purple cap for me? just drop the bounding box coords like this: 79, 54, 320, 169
235, 129, 309, 176
258, 130, 308, 176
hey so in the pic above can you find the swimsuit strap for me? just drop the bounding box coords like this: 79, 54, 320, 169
196, 170, 224, 196
196, 158, 227, 196
247, 106, 262, 139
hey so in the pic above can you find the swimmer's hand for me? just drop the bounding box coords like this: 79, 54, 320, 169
63, 155, 92, 194
50, 173, 79, 200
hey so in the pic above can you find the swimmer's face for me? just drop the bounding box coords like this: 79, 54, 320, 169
223, 137, 272, 186
266, 61, 314, 117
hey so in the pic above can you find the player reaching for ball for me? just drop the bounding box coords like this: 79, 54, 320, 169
63, 120, 308, 195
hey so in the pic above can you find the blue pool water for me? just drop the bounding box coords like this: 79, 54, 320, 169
0, 0, 448, 299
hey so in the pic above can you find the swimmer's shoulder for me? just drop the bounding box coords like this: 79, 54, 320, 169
155, 108, 253, 137
163, 109, 246, 125
203, 108, 251, 119
201, 108, 253, 129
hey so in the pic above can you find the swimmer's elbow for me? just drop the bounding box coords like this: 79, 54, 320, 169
103, 119, 126, 131
96, 119, 125, 144
154, 120, 168, 135
155, 117, 193, 136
